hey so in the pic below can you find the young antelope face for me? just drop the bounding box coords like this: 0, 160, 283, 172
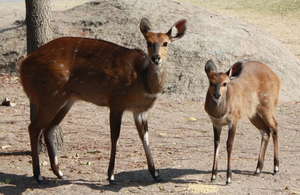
207, 73, 230, 104
205, 59, 235, 104
140, 18, 187, 65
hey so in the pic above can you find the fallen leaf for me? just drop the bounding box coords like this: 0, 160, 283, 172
158, 185, 165, 191
158, 133, 167, 137
41, 161, 48, 166
187, 117, 197, 121
188, 183, 218, 194
1, 145, 11, 149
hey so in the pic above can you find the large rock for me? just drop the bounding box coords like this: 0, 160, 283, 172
0, 0, 299, 102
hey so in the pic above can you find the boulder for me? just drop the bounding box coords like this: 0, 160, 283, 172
0, 0, 299, 101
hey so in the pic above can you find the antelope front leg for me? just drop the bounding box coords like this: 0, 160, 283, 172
133, 112, 160, 182
211, 125, 222, 182
226, 122, 237, 185
107, 110, 123, 183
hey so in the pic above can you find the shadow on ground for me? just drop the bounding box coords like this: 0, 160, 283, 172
77, 168, 210, 192
0, 151, 31, 156
0, 168, 210, 194
0, 150, 276, 194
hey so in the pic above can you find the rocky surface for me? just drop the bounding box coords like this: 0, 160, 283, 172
0, 0, 299, 101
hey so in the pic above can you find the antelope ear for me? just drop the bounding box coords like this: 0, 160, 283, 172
227, 62, 243, 79
140, 18, 152, 36
167, 19, 187, 41
205, 60, 217, 76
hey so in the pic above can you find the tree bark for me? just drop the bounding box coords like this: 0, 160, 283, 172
25, 0, 63, 153
25, 0, 52, 52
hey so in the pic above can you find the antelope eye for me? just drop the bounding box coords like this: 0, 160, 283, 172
222, 82, 227, 87
210, 82, 216, 87
162, 42, 168, 47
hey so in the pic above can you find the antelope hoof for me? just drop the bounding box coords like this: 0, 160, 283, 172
55, 170, 65, 179
254, 168, 261, 176
273, 166, 279, 175
226, 178, 231, 185
35, 175, 45, 184
151, 169, 161, 182
211, 174, 217, 182
108, 174, 117, 185
108, 180, 118, 185
58, 175, 67, 180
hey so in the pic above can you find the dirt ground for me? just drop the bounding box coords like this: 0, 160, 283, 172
1, 0, 300, 194
0, 75, 299, 195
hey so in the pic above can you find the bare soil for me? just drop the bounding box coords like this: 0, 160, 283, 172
1, 0, 300, 194
0, 76, 299, 194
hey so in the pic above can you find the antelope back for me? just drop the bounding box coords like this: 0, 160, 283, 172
205, 60, 280, 118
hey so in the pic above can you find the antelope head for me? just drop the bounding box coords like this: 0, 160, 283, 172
140, 18, 187, 65
205, 60, 243, 104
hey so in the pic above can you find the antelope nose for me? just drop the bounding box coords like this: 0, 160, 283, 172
214, 93, 221, 99
151, 55, 161, 65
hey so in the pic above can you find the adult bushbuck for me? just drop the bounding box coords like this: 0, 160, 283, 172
20, 18, 187, 183
204, 60, 281, 184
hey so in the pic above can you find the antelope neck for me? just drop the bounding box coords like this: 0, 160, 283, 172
207, 92, 228, 119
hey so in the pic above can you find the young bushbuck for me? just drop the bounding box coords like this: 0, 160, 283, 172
20, 18, 187, 183
204, 60, 281, 184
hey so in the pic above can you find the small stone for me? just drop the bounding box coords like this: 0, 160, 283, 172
41, 161, 48, 166
1, 145, 11, 149
1, 98, 16, 107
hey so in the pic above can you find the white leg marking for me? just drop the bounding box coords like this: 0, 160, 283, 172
110, 174, 115, 181
216, 146, 220, 158
227, 177, 231, 183
54, 156, 59, 166
137, 114, 142, 123
144, 132, 149, 146
256, 168, 261, 174
58, 170, 64, 177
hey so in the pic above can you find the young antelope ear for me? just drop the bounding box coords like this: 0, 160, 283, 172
227, 61, 243, 79
140, 18, 152, 36
205, 60, 217, 76
167, 19, 187, 41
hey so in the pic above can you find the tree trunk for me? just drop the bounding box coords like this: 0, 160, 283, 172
25, 0, 63, 153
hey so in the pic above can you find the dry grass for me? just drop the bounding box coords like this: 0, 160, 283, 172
179, 0, 300, 16
177, 0, 300, 57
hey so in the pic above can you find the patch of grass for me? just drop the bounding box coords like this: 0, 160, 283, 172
177, 0, 300, 16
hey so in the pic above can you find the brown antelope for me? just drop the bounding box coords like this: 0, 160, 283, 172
204, 60, 281, 184
20, 18, 187, 183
